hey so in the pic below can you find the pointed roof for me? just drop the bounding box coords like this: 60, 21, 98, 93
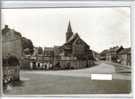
67, 21, 72, 33
67, 33, 79, 43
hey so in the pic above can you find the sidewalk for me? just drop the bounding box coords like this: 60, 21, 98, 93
100, 61, 131, 73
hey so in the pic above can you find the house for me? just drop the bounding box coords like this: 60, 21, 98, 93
53, 21, 95, 69
118, 48, 131, 66
100, 50, 109, 60
22, 47, 54, 70
106, 46, 124, 62
92, 51, 100, 61
100, 46, 131, 66
2, 25, 22, 61
2, 25, 22, 83
43, 47, 54, 65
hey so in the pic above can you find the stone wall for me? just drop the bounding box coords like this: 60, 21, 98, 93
3, 66, 20, 84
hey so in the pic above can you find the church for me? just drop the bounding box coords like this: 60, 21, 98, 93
62, 21, 93, 60
53, 21, 95, 69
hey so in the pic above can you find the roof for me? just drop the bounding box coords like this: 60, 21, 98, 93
44, 47, 54, 51
100, 49, 109, 55
110, 47, 119, 52
67, 21, 72, 33
119, 48, 131, 54
109, 46, 123, 52
66, 33, 79, 43
61, 33, 78, 49
63, 32, 89, 49
73, 36, 89, 48
2, 25, 22, 37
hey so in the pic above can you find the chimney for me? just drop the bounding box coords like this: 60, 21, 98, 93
5, 25, 9, 29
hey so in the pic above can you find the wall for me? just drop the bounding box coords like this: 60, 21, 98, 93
54, 60, 93, 69
3, 66, 20, 84
2, 28, 22, 62
120, 54, 131, 66
2, 26, 22, 84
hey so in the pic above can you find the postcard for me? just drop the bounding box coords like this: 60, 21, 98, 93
1, 7, 131, 95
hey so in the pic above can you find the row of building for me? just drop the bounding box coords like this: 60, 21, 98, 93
100, 46, 131, 66
22, 22, 95, 70
2, 21, 96, 85
2, 22, 131, 86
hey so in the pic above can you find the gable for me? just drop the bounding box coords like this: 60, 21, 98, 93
66, 33, 79, 44
73, 37, 89, 48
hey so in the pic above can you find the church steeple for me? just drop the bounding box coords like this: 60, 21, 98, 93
66, 21, 73, 42
67, 21, 72, 33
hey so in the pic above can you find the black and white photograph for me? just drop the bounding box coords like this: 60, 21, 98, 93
1, 7, 131, 95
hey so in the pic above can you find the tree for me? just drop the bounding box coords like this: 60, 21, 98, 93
22, 37, 34, 55
8, 55, 19, 66
23, 48, 31, 55
38, 47, 43, 54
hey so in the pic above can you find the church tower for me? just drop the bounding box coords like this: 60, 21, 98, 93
66, 21, 73, 42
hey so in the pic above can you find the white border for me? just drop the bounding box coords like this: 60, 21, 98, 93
1, 1, 134, 8
0, 1, 2, 97
1, 0, 135, 99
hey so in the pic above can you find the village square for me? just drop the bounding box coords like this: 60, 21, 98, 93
2, 20, 131, 94
2, 22, 131, 94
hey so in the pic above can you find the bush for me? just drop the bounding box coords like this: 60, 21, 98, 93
3, 55, 19, 66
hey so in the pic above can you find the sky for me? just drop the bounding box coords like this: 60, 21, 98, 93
1, 7, 131, 53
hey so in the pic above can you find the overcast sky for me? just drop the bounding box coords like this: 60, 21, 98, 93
1, 7, 130, 53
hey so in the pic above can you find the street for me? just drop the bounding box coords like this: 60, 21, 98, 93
4, 62, 131, 95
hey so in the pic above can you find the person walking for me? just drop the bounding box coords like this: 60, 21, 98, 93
30, 62, 33, 70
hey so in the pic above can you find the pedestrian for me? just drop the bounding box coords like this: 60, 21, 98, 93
47, 63, 49, 70
50, 64, 52, 69
40, 63, 43, 70
44, 63, 47, 70
30, 62, 33, 70
42, 63, 45, 70
36, 62, 38, 69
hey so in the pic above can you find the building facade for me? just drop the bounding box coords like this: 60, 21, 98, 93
100, 46, 131, 66
20, 21, 95, 70
2, 25, 22, 61
118, 48, 131, 66
2, 25, 22, 83
106, 46, 124, 62
53, 21, 95, 69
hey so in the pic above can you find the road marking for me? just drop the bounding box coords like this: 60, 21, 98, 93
91, 74, 112, 80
